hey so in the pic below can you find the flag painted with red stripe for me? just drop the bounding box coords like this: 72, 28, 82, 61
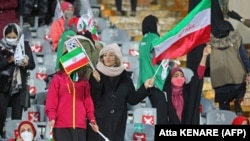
60, 47, 89, 74
152, 0, 211, 64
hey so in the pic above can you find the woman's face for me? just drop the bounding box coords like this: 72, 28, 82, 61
6, 31, 18, 39
102, 52, 116, 67
5, 31, 18, 46
20, 123, 35, 136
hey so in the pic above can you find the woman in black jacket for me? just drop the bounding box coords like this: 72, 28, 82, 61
0, 23, 35, 136
87, 43, 154, 141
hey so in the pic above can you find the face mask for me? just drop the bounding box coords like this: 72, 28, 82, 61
64, 11, 74, 20
171, 77, 185, 87
5, 38, 18, 46
20, 131, 34, 141
157, 25, 161, 33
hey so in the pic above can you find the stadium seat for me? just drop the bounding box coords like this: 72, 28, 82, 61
124, 123, 154, 141
100, 28, 131, 45
133, 108, 157, 126
121, 41, 139, 56
4, 120, 43, 140
205, 109, 237, 125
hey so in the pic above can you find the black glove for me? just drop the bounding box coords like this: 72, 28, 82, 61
244, 19, 250, 28
227, 10, 242, 21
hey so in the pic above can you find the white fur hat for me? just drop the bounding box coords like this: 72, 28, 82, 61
99, 43, 122, 61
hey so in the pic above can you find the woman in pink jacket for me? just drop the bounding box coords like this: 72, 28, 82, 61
49, 1, 76, 52
45, 63, 98, 141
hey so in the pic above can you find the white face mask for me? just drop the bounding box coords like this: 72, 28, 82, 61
20, 131, 34, 141
5, 37, 18, 46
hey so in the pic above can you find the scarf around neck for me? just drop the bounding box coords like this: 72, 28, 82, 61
96, 61, 124, 77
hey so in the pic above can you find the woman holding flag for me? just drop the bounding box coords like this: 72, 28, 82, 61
87, 43, 155, 141
45, 48, 99, 141
0, 23, 35, 137
145, 44, 211, 125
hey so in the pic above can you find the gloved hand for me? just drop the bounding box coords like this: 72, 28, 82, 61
227, 10, 242, 21
244, 19, 250, 28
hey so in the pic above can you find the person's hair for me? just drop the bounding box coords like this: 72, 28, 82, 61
82, 30, 95, 46
3, 23, 20, 37
75, 65, 88, 78
100, 54, 121, 67
142, 15, 159, 36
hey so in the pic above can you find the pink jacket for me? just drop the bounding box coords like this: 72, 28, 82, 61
49, 18, 65, 51
45, 71, 95, 129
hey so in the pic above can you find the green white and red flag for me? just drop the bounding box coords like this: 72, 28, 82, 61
152, 0, 211, 65
60, 47, 89, 74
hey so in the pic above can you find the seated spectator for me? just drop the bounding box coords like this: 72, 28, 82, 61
232, 116, 250, 125
16, 120, 36, 141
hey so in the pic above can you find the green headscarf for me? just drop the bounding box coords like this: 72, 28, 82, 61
55, 30, 76, 71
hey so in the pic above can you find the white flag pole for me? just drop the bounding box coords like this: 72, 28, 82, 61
153, 61, 163, 78
153, 59, 169, 78
89, 123, 110, 141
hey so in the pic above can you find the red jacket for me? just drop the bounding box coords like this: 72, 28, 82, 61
45, 71, 95, 129
49, 18, 65, 51
0, 0, 18, 38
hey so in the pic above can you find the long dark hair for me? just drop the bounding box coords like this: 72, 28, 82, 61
142, 15, 159, 36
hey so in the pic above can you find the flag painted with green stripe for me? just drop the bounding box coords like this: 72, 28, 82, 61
60, 47, 89, 74
152, 0, 211, 64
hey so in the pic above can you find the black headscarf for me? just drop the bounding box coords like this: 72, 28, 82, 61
142, 15, 159, 36
211, 0, 234, 38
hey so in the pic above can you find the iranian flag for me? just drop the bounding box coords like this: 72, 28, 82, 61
60, 47, 89, 74
152, 0, 211, 65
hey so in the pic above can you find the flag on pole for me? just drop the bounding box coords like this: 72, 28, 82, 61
64, 36, 95, 70
54, 0, 64, 20
14, 34, 25, 62
77, 14, 100, 41
60, 47, 89, 74
152, 0, 211, 65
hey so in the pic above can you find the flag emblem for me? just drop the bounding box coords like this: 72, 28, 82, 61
60, 47, 89, 74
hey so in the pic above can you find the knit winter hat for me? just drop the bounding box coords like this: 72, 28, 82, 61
99, 43, 122, 61
18, 121, 37, 137
60, 1, 74, 12
232, 116, 250, 125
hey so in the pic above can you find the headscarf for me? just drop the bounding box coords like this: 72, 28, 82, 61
211, 0, 234, 38
96, 43, 124, 77
142, 15, 159, 36
18, 121, 37, 137
170, 67, 185, 121
0, 23, 22, 50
